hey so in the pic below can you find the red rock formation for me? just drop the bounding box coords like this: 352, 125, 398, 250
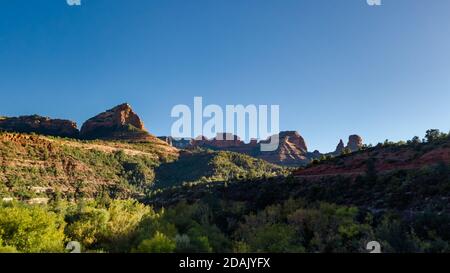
80, 103, 150, 140
249, 139, 258, 146
279, 131, 308, 153
0, 115, 79, 138
210, 133, 244, 147
257, 131, 310, 166
347, 135, 363, 152
190, 133, 243, 148
333, 135, 363, 155
334, 139, 345, 154
190, 135, 210, 147
186, 131, 311, 166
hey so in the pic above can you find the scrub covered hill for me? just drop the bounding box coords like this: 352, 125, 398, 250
153, 150, 288, 189
0, 132, 287, 201
0, 130, 449, 253
150, 130, 450, 213
0, 132, 178, 200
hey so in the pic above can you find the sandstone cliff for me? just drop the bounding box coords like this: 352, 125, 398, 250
257, 131, 310, 166
0, 115, 79, 138
347, 134, 363, 151
335, 139, 345, 154
172, 131, 311, 166
80, 103, 152, 141
333, 135, 364, 155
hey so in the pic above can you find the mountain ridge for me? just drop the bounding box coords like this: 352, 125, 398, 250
1, 103, 364, 166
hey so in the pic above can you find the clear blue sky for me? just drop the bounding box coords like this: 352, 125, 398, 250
0, 0, 449, 152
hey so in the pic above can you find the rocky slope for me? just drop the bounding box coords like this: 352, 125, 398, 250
0, 115, 79, 138
161, 131, 363, 167
256, 131, 310, 166
295, 136, 450, 178
162, 131, 312, 166
0, 130, 285, 201
80, 103, 155, 141
0, 131, 178, 201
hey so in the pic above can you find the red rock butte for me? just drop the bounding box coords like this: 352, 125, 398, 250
80, 103, 150, 141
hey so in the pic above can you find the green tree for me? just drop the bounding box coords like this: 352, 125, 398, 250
65, 206, 109, 249
103, 200, 151, 252
410, 136, 421, 145
0, 204, 65, 253
135, 231, 176, 253
245, 224, 303, 253
425, 129, 442, 142
0, 238, 18, 253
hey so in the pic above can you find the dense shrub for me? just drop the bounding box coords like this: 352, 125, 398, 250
0, 203, 65, 252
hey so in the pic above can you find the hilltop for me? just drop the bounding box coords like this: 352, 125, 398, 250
0, 103, 365, 167
0, 103, 161, 142
161, 132, 364, 167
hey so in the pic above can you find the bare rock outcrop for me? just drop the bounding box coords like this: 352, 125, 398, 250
80, 103, 150, 140
257, 131, 310, 166
180, 131, 310, 167
333, 135, 364, 155
334, 139, 345, 154
191, 133, 244, 148
158, 136, 193, 149
0, 115, 79, 138
347, 134, 363, 152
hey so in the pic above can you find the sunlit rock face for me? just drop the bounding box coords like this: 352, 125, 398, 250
80, 103, 150, 140
0, 115, 79, 138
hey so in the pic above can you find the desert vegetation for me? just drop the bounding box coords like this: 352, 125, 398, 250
0, 130, 449, 253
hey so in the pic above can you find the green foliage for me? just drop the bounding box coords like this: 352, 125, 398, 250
154, 150, 287, 189
0, 237, 18, 253
0, 129, 449, 253
0, 203, 65, 253
0, 196, 449, 253
65, 199, 151, 252
425, 129, 447, 143
65, 205, 109, 249
340, 148, 352, 156
235, 201, 372, 253
241, 223, 302, 253
134, 231, 176, 253
0, 245, 18, 253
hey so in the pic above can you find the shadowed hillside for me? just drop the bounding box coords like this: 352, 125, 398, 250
154, 150, 288, 189
149, 132, 450, 214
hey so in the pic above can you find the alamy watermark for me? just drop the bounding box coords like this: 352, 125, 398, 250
367, 0, 382, 6
66, 0, 81, 6
171, 97, 280, 152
